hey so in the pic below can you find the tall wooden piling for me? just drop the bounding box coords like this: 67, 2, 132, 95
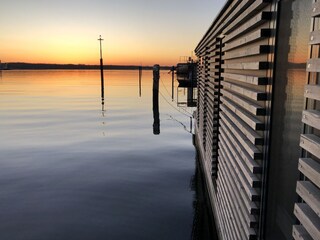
98, 35, 104, 100
153, 64, 160, 135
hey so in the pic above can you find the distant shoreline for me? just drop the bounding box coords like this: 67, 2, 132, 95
0, 62, 172, 70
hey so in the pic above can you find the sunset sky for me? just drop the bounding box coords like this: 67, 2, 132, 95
0, 0, 226, 66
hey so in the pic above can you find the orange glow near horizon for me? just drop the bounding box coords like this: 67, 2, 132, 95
0, 0, 226, 66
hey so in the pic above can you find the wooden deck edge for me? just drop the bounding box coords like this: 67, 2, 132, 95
194, 123, 223, 240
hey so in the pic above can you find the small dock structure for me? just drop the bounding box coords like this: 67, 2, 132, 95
194, 0, 320, 239
176, 57, 197, 88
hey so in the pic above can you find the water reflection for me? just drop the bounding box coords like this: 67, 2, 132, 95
177, 86, 197, 108
190, 152, 218, 240
139, 66, 142, 97
0, 70, 200, 240
153, 89, 160, 135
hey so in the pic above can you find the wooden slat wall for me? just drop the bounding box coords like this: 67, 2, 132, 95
195, 0, 275, 239
293, 1, 320, 239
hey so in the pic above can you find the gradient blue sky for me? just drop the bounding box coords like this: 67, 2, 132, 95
0, 0, 226, 65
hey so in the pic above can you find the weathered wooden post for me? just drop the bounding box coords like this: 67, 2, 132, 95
98, 35, 104, 100
153, 64, 160, 135
171, 66, 175, 101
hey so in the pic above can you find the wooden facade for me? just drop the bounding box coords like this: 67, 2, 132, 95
194, 0, 319, 239
293, 1, 320, 239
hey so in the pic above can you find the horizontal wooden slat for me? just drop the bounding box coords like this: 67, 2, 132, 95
302, 110, 320, 130
217, 155, 258, 236
221, 89, 266, 116
216, 176, 244, 240
304, 84, 320, 101
312, 2, 320, 17
196, 0, 250, 52
221, 96, 265, 130
222, 81, 267, 101
222, 72, 268, 85
220, 153, 260, 217
221, 113, 262, 160
307, 59, 320, 72
220, 123, 261, 189
298, 158, 320, 189
224, 28, 272, 51
220, 104, 263, 145
296, 181, 320, 217
224, 45, 271, 60
292, 225, 312, 240
220, 119, 261, 174
219, 140, 260, 202
300, 134, 320, 159
309, 30, 320, 45
223, 61, 270, 70
294, 203, 320, 240
224, 0, 272, 33
224, 11, 273, 43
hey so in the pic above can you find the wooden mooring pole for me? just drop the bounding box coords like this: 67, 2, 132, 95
153, 64, 160, 135
98, 35, 104, 100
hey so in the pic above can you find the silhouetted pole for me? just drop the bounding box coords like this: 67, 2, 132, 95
139, 66, 142, 97
153, 64, 160, 135
171, 66, 175, 101
98, 35, 104, 99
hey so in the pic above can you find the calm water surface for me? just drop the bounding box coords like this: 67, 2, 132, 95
0, 70, 213, 240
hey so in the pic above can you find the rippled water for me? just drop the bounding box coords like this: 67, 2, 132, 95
0, 70, 214, 240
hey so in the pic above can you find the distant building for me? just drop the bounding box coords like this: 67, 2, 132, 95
194, 0, 319, 239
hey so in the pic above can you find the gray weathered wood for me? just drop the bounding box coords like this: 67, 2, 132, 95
221, 113, 262, 159
296, 181, 320, 217
217, 163, 252, 238
221, 89, 266, 116
294, 203, 320, 240
223, 0, 271, 35
302, 110, 320, 130
221, 96, 265, 131
309, 30, 320, 45
222, 80, 267, 101
292, 225, 312, 240
224, 11, 272, 43
220, 123, 261, 188
218, 149, 258, 236
300, 134, 320, 159
298, 158, 320, 189
224, 28, 272, 51
304, 84, 320, 101
223, 61, 270, 70
224, 45, 271, 60
306, 59, 320, 72
222, 72, 268, 85
221, 104, 263, 145
312, 2, 320, 17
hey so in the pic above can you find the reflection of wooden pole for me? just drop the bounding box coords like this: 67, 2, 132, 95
139, 66, 142, 97
98, 35, 104, 99
153, 65, 160, 135
187, 86, 193, 106
171, 66, 174, 101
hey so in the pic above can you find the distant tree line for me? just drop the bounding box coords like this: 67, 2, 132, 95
4, 62, 172, 70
